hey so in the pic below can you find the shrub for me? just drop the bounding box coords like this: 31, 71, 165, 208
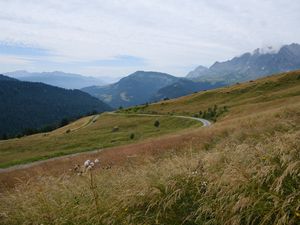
130, 133, 135, 140
197, 105, 229, 121
154, 120, 160, 128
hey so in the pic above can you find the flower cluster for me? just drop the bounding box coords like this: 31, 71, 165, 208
191, 171, 198, 175
84, 159, 100, 171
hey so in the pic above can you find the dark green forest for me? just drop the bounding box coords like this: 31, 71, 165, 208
0, 75, 111, 138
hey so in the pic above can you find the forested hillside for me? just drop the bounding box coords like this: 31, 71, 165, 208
0, 75, 111, 137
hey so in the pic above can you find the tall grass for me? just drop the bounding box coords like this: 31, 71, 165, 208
1, 103, 299, 224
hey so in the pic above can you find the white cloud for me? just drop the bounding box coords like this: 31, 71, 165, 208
0, 55, 30, 65
0, 0, 299, 77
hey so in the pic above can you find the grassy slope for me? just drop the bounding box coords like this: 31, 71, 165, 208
121, 70, 300, 119
0, 114, 199, 168
0, 70, 300, 225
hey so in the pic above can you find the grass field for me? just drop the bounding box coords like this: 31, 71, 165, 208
0, 114, 200, 168
0, 70, 299, 225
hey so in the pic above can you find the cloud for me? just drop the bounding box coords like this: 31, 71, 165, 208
0, 55, 31, 65
92, 55, 147, 67
0, 42, 49, 56
0, 0, 299, 77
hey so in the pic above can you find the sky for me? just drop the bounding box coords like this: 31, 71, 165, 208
0, 0, 300, 80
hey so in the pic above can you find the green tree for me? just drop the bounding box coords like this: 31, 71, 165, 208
154, 120, 160, 128
130, 133, 135, 139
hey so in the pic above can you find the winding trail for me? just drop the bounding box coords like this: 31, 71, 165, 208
72, 114, 99, 132
0, 113, 211, 173
108, 112, 211, 127
172, 116, 211, 127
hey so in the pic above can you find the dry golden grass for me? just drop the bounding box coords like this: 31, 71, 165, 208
0, 100, 299, 225
0, 70, 299, 224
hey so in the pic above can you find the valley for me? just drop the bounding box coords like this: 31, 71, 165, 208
0, 70, 299, 225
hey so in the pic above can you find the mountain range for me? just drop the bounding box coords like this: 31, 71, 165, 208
83, 43, 300, 108
0, 75, 111, 137
186, 43, 300, 83
4, 71, 106, 89
82, 71, 179, 108
3, 43, 300, 112
82, 71, 225, 108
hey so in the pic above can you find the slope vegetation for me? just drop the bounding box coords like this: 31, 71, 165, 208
123, 70, 300, 120
0, 113, 200, 168
0, 75, 111, 137
0, 70, 299, 225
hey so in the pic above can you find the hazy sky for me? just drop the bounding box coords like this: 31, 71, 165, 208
0, 0, 299, 79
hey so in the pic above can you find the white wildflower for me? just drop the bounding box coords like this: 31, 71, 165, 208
94, 159, 100, 164
84, 159, 91, 168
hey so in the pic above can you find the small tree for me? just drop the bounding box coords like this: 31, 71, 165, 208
154, 120, 160, 128
130, 133, 135, 139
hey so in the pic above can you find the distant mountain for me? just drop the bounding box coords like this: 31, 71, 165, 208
186, 66, 209, 79
0, 74, 17, 81
0, 75, 111, 136
151, 79, 226, 101
187, 43, 300, 83
82, 71, 179, 108
4, 71, 105, 89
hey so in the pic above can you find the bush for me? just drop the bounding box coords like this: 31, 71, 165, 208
130, 133, 135, 140
197, 105, 229, 122
154, 120, 160, 128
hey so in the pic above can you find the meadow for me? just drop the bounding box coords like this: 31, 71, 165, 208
0, 114, 200, 168
0, 70, 299, 225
